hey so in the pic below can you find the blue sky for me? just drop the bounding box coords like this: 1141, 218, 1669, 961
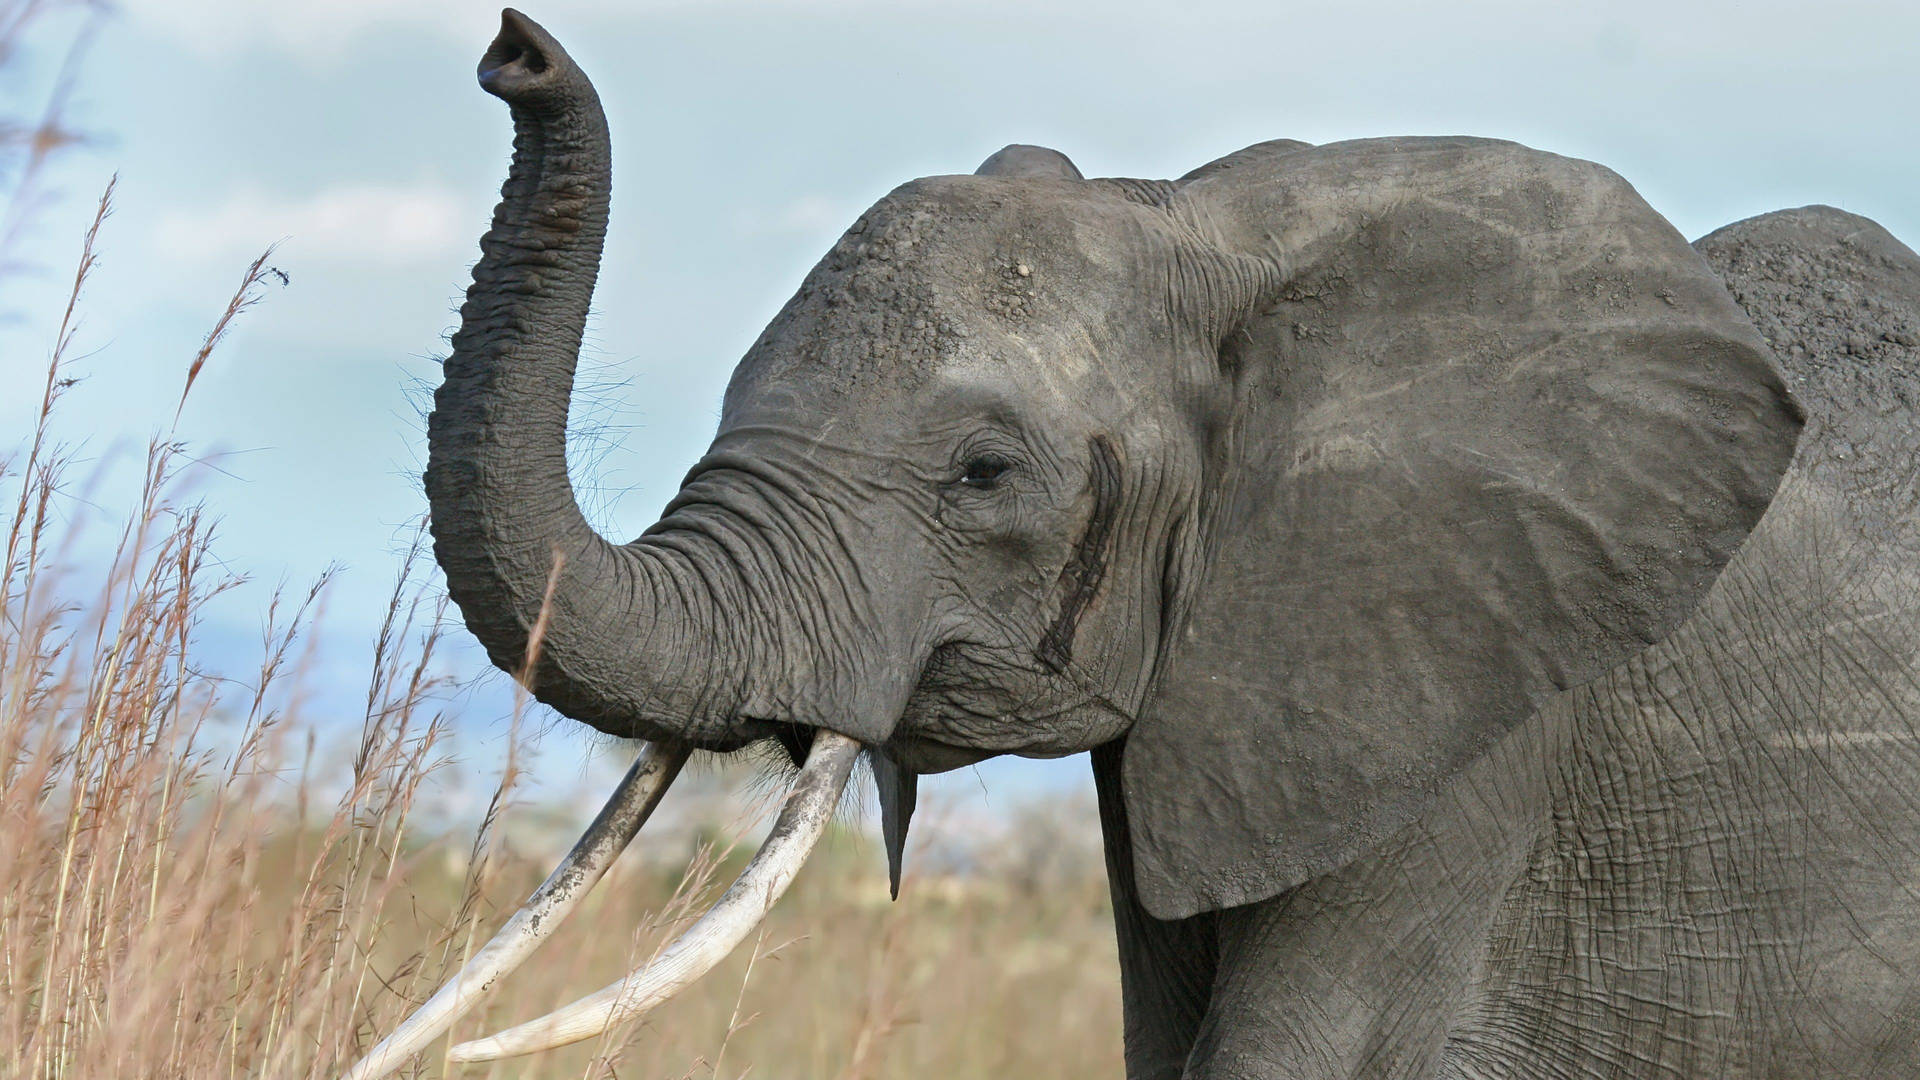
6, 0, 1917, 817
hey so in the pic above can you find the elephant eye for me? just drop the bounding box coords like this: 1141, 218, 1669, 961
959, 454, 1013, 489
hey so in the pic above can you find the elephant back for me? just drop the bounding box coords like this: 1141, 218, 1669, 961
1698, 205, 1920, 516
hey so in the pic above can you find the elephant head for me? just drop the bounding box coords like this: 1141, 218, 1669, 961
345, 10, 1803, 1075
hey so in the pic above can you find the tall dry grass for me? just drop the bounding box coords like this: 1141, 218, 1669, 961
0, 7, 1123, 1078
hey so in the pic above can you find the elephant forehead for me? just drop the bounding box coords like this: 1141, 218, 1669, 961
722, 320, 1110, 443
727, 177, 1153, 396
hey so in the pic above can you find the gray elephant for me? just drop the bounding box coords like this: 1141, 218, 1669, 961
344, 10, 1920, 1080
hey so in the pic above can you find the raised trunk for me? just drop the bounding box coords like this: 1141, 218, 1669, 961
424, 11, 748, 740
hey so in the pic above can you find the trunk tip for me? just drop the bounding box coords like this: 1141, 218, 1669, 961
478, 8, 570, 101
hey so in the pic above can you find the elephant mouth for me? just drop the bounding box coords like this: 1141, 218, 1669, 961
881, 730, 998, 773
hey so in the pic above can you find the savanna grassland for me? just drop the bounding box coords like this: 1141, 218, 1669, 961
0, 5, 1122, 1077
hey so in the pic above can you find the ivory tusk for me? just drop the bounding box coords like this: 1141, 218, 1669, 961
445, 727, 863, 1063
337, 739, 691, 1080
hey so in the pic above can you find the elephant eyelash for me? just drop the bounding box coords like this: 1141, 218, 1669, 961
958, 454, 1015, 489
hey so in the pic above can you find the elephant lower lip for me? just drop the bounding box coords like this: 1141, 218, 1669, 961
619, 714, 781, 754
881, 733, 995, 774
632, 718, 982, 773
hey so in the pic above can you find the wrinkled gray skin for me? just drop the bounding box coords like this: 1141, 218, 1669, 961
426, 11, 1920, 1078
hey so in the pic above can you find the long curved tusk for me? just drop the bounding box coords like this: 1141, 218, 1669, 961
338, 739, 691, 1080
446, 728, 863, 1063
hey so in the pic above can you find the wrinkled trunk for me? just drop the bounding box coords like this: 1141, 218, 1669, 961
423, 12, 752, 742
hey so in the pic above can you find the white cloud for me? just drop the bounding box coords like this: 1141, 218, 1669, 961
151, 182, 469, 265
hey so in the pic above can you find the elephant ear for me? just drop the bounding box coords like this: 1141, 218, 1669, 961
1122, 137, 1804, 919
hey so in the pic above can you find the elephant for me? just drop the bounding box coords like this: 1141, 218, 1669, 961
344, 10, 1920, 1080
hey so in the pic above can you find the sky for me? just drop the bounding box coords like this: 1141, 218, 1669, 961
4, 0, 1918, 824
